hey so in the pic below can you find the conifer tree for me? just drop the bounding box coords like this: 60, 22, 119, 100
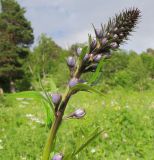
0, 0, 34, 92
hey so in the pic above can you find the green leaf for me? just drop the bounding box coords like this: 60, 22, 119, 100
70, 83, 104, 96
38, 76, 55, 115
88, 58, 104, 85
79, 46, 88, 61
41, 99, 53, 128
72, 127, 104, 156
9, 90, 54, 127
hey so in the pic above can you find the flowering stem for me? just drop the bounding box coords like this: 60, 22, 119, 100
42, 112, 63, 160
42, 88, 72, 160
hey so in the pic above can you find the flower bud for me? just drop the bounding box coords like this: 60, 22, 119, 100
73, 108, 86, 118
69, 78, 79, 87
51, 93, 62, 105
94, 54, 102, 62
67, 56, 76, 67
52, 153, 63, 160
76, 47, 82, 56
83, 53, 89, 61
119, 33, 124, 38
101, 38, 108, 45
95, 29, 103, 39
113, 34, 118, 39
114, 27, 118, 32
90, 39, 97, 51
110, 42, 118, 49
121, 27, 125, 31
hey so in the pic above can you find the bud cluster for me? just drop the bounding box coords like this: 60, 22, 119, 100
81, 8, 140, 73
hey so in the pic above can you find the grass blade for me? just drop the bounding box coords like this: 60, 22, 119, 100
72, 128, 104, 156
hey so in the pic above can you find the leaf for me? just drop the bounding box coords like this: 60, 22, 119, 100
88, 58, 104, 85
72, 127, 104, 156
38, 76, 55, 115
41, 99, 53, 128
70, 83, 104, 96
79, 46, 88, 61
10, 91, 42, 99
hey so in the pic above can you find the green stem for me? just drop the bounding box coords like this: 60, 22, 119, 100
42, 112, 63, 160
42, 67, 81, 159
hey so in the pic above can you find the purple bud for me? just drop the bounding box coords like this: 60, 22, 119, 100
114, 27, 118, 32
113, 34, 118, 39
69, 78, 79, 87
110, 42, 118, 49
107, 32, 110, 36
67, 56, 76, 67
101, 38, 108, 45
94, 54, 102, 62
77, 47, 82, 56
121, 27, 125, 31
51, 94, 62, 105
90, 39, 97, 51
119, 33, 124, 38
83, 54, 89, 61
52, 153, 63, 160
95, 29, 103, 39
73, 109, 86, 118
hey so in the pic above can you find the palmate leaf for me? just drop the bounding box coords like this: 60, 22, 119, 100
88, 58, 104, 85
64, 128, 104, 160
70, 83, 104, 96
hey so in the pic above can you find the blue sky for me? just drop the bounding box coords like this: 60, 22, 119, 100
17, 0, 154, 52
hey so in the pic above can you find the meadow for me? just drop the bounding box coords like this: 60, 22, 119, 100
0, 88, 154, 160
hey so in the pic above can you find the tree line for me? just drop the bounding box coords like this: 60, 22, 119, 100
0, 0, 154, 93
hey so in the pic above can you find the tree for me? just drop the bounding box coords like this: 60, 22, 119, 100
0, 0, 34, 92
28, 34, 62, 79
127, 52, 148, 91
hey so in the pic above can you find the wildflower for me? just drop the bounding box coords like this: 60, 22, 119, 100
93, 54, 102, 62
67, 56, 76, 68
69, 78, 79, 87
52, 153, 63, 160
77, 47, 82, 56
90, 39, 97, 52
67, 108, 86, 119
51, 94, 62, 105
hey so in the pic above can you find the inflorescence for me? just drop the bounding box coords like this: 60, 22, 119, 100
50, 8, 141, 160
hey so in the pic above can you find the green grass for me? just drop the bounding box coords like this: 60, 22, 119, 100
0, 88, 154, 160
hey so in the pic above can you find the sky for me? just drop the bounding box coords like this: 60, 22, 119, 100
17, 0, 154, 53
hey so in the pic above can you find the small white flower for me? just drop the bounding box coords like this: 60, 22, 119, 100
91, 148, 96, 153
0, 145, 3, 150
103, 132, 109, 139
